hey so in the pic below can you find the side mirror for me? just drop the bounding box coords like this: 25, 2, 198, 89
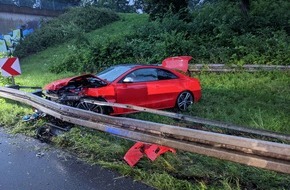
123, 77, 134, 83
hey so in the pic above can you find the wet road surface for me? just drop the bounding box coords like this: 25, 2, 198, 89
0, 128, 154, 190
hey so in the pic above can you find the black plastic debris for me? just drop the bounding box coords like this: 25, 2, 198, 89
36, 122, 71, 143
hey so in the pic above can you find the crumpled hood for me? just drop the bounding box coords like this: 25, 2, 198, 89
44, 74, 107, 91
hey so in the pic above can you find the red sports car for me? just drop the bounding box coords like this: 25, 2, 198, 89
44, 56, 201, 115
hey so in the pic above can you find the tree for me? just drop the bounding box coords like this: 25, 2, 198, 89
240, 0, 250, 15
56, 0, 82, 4
79, 0, 134, 12
132, 0, 145, 13
144, 0, 189, 20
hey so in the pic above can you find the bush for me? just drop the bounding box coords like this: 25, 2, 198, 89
34, 0, 290, 74
186, 0, 290, 64
58, 6, 120, 32
190, 0, 290, 35
121, 1, 289, 65
49, 36, 137, 74
14, 6, 120, 58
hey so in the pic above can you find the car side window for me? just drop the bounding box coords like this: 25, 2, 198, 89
124, 68, 158, 82
157, 69, 178, 80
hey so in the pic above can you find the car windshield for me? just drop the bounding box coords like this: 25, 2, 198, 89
96, 65, 135, 82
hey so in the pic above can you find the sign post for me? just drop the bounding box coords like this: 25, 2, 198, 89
11, 76, 16, 85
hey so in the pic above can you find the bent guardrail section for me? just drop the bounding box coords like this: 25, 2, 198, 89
0, 87, 290, 174
189, 64, 290, 72
83, 99, 290, 141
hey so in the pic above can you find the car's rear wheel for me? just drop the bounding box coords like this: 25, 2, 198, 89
176, 91, 193, 111
76, 98, 105, 114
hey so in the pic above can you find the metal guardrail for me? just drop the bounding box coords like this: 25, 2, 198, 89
83, 99, 290, 141
0, 86, 290, 174
189, 64, 290, 72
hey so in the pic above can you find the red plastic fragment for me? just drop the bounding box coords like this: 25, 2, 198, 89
124, 142, 176, 167
123, 142, 145, 167
144, 144, 176, 161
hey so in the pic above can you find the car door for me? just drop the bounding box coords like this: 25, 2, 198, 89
114, 68, 158, 109
150, 68, 182, 108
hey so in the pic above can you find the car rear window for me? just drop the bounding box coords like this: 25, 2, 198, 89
157, 69, 178, 80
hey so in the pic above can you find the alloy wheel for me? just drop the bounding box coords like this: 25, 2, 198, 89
177, 91, 193, 111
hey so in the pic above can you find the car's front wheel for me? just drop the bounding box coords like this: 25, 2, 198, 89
176, 91, 193, 111
76, 98, 105, 114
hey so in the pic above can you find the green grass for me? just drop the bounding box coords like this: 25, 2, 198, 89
1, 13, 290, 189
193, 71, 290, 133
88, 13, 149, 42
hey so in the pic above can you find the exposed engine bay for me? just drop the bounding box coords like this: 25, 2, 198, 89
44, 74, 107, 107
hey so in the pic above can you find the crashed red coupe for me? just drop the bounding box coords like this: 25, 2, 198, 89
44, 56, 201, 115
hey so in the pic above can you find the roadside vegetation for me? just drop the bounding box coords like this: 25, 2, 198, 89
1, 1, 290, 189
14, 6, 120, 58
14, 0, 290, 74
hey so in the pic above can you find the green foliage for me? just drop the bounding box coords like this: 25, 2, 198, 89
1, 10, 290, 190
190, 0, 290, 34
91, 0, 135, 13
52, 119, 290, 190
2, 59, 290, 189
49, 42, 95, 74
0, 52, 8, 58
231, 30, 290, 65
193, 71, 290, 133
16, 0, 290, 70
135, 0, 290, 65
0, 99, 31, 127
14, 6, 120, 58
49, 1, 290, 74
2, 14, 290, 188
59, 6, 120, 32
49, 36, 137, 73
49, 13, 193, 73
0, 76, 8, 86
249, 0, 290, 33
144, 0, 189, 20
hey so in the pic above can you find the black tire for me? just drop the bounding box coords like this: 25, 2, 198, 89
176, 91, 193, 111
76, 98, 108, 114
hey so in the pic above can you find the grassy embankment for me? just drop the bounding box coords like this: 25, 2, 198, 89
1, 13, 290, 189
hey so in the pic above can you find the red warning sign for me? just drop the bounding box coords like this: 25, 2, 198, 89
0, 57, 21, 77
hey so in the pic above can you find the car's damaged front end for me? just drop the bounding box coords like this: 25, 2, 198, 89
44, 74, 107, 107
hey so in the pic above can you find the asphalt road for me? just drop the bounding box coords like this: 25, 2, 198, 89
0, 128, 154, 190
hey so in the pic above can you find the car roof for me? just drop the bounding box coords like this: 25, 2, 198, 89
111, 64, 161, 69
